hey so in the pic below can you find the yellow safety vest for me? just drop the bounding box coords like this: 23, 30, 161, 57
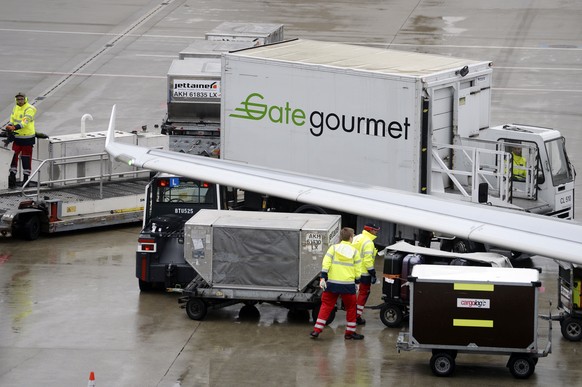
10, 98, 36, 140
352, 230, 378, 276
322, 241, 362, 285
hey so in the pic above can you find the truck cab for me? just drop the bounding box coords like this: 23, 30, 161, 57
479, 124, 575, 219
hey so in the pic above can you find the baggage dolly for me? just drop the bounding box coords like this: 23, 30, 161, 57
396, 264, 552, 379
554, 261, 582, 341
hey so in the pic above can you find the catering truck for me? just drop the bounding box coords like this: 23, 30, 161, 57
0, 121, 167, 240
220, 39, 576, 248
161, 23, 284, 156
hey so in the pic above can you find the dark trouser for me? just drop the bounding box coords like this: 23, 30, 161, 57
10, 144, 33, 176
313, 291, 357, 335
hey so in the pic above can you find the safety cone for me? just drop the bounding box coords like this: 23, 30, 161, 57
87, 371, 96, 387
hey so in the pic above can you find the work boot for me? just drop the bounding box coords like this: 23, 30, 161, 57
345, 332, 365, 340
356, 317, 366, 325
309, 331, 319, 339
8, 172, 16, 189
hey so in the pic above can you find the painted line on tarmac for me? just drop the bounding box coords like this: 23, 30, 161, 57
362, 42, 582, 51
0, 69, 164, 79
0, 69, 580, 92
2, 27, 582, 52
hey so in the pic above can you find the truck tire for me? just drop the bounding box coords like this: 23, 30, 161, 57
186, 298, 207, 320
379, 303, 404, 328
138, 279, 154, 292
294, 204, 327, 214
239, 304, 260, 320
21, 216, 40, 241
452, 239, 485, 253
429, 352, 455, 377
508, 355, 535, 379
311, 304, 336, 325
561, 316, 582, 341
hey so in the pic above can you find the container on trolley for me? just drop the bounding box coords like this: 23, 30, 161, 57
555, 261, 582, 341
396, 264, 551, 379
176, 209, 341, 321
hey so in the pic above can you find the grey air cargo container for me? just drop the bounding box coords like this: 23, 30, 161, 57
396, 264, 551, 379
178, 40, 258, 60
205, 22, 284, 45
176, 209, 341, 321
220, 39, 575, 248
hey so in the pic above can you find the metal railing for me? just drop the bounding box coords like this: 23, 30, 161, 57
432, 143, 513, 204
22, 151, 151, 200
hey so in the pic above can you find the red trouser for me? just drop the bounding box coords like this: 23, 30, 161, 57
313, 291, 357, 335
10, 144, 33, 175
356, 283, 371, 317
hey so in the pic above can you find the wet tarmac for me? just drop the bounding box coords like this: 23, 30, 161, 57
1, 0, 582, 386
1, 226, 580, 386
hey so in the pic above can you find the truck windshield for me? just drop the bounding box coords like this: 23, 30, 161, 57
156, 180, 214, 204
545, 138, 574, 186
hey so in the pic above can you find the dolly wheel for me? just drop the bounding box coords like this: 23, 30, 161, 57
561, 317, 582, 341
380, 303, 404, 328
429, 352, 455, 377
508, 355, 535, 379
186, 298, 207, 320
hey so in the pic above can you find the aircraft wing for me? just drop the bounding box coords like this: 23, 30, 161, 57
105, 105, 582, 265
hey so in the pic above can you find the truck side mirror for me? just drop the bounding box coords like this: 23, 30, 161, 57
478, 182, 488, 203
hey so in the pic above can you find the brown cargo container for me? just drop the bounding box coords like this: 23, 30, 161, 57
397, 264, 551, 379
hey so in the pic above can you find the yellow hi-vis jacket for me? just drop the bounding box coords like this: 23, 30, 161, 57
10, 96, 36, 146
321, 240, 362, 294
513, 152, 527, 179
353, 229, 378, 280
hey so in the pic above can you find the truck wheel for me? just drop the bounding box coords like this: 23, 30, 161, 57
21, 216, 40, 241
452, 239, 485, 253
379, 303, 404, 328
294, 204, 326, 214
561, 317, 582, 341
239, 304, 260, 320
186, 298, 207, 320
429, 352, 455, 377
138, 279, 153, 292
508, 355, 535, 379
311, 304, 336, 325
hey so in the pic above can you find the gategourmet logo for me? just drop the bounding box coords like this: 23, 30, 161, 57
230, 92, 410, 139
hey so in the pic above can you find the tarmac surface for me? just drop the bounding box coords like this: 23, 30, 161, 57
1, 1, 582, 386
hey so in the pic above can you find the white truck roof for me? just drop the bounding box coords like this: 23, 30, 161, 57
411, 264, 539, 284
231, 39, 491, 78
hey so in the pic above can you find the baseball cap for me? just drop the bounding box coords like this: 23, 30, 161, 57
364, 223, 380, 232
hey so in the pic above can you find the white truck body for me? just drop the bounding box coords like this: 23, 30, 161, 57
221, 39, 575, 242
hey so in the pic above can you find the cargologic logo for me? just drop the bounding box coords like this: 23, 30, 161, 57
230, 92, 410, 139
457, 298, 490, 309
